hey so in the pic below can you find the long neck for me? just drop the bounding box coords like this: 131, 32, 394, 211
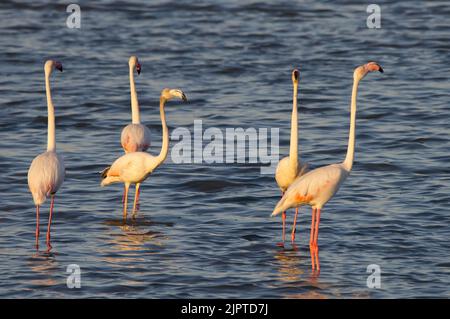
45, 72, 56, 151
289, 81, 298, 170
155, 97, 169, 165
129, 65, 140, 124
343, 77, 360, 171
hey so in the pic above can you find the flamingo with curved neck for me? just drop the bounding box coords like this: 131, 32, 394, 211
102, 88, 187, 220
27, 60, 65, 251
271, 62, 383, 271
275, 69, 308, 245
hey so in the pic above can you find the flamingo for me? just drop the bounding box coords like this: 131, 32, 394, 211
275, 69, 308, 245
271, 62, 383, 271
27, 60, 65, 251
101, 88, 187, 220
120, 56, 151, 209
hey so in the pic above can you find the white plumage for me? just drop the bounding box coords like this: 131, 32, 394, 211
121, 123, 151, 153
28, 151, 65, 206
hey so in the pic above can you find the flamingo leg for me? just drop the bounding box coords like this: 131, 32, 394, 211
135, 184, 141, 212
313, 208, 321, 271
276, 192, 286, 247
291, 207, 299, 243
35, 205, 40, 249
123, 183, 129, 222
46, 195, 55, 251
276, 211, 287, 247
309, 208, 316, 270
132, 183, 140, 219
122, 185, 126, 204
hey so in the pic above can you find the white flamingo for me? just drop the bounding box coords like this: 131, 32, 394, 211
101, 88, 187, 220
271, 62, 383, 271
27, 60, 65, 251
120, 56, 151, 209
275, 69, 308, 245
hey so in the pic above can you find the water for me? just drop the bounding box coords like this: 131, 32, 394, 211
0, 0, 449, 298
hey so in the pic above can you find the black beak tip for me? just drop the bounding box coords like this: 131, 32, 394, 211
182, 94, 187, 102
379, 66, 384, 73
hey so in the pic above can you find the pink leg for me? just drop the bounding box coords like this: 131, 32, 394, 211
122, 185, 126, 204
309, 208, 316, 270
313, 208, 321, 271
46, 195, 55, 251
276, 192, 286, 247
123, 184, 129, 222
276, 211, 287, 247
136, 185, 141, 211
35, 205, 40, 249
291, 207, 299, 243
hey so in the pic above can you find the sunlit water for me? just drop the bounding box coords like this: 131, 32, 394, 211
0, 0, 449, 298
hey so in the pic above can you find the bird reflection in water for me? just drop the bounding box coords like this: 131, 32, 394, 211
274, 247, 329, 299
28, 252, 60, 288
102, 215, 172, 253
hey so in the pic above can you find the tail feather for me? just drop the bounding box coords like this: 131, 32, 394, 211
101, 176, 121, 187
100, 166, 110, 179
100, 166, 121, 187
271, 196, 287, 217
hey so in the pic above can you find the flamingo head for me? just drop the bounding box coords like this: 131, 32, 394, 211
129, 56, 141, 75
354, 61, 383, 81
44, 60, 63, 75
161, 88, 188, 102
292, 69, 299, 84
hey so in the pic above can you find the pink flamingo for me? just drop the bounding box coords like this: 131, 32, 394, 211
120, 56, 151, 209
27, 60, 65, 251
275, 69, 308, 245
271, 62, 383, 271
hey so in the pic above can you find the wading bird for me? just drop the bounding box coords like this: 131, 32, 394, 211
275, 69, 308, 245
101, 88, 187, 220
271, 62, 383, 271
120, 56, 151, 209
27, 60, 65, 251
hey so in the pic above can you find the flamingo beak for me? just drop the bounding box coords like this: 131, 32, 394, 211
182, 93, 187, 102
293, 69, 299, 81
55, 61, 63, 72
136, 63, 141, 75
366, 62, 383, 73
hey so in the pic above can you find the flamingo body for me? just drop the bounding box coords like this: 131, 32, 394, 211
121, 123, 151, 153
101, 152, 159, 186
28, 151, 65, 205
275, 156, 308, 193
272, 163, 348, 214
